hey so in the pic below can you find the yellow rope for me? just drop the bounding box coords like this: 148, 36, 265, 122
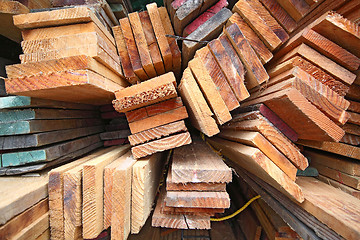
210, 195, 261, 222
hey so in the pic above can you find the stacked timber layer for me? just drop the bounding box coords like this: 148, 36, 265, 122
99, 104, 130, 146
5, 6, 129, 105
152, 139, 232, 229
113, 72, 192, 159
0, 95, 104, 176
112, 3, 182, 83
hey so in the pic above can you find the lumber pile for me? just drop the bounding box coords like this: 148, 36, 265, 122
99, 104, 130, 146
0, 95, 105, 176
112, 3, 182, 82
113, 72, 192, 159
152, 139, 232, 229
4, 5, 129, 105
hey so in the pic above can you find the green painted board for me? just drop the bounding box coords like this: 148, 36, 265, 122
0, 125, 104, 150
1, 134, 101, 167
0, 96, 97, 110
0, 118, 103, 136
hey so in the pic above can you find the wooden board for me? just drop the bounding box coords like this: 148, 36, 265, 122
341, 133, 360, 146
171, 139, 232, 183
120, 17, 149, 81
131, 131, 192, 159
242, 88, 345, 142
12, 212, 49, 240
208, 39, 250, 102
147, 3, 173, 72
139, 11, 165, 76
112, 25, 139, 84
131, 153, 165, 233
226, 13, 273, 64
113, 72, 177, 112
100, 129, 130, 140
233, 0, 282, 50
5, 70, 122, 105
296, 177, 360, 240
165, 191, 230, 208
103, 151, 132, 229
182, 8, 232, 68
1, 134, 100, 167
0, 172, 48, 225
128, 120, 187, 146
0, 117, 102, 136
225, 23, 269, 89
158, 7, 182, 79
189, 57, 232, 125
195, 47, 240, 111
276, 0, 310, 22
207, 137, 304, 202
178, 68, 219, 137
318, 174, 360, 200
218, 130, 298, 180
111, 155, 136, 240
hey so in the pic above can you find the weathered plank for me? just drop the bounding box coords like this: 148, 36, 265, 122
276, 0, 310, 22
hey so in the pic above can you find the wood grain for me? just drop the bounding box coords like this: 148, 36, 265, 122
165, 191, 230, 208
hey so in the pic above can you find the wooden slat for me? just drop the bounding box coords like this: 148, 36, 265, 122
12, 212, 49, 240
165, 191, 230, 208
225, 23, 269, 89
208, 137, 304, 202
189, 57, 231, 125
178, 68, 219, 137
318, 175, 360, 200
131, 132, 192, 159
276, 0, 310, 22
100, 129, 130, 140
227, 13, 273, 64
131, 153, 165, 233
82, 145, 131, 239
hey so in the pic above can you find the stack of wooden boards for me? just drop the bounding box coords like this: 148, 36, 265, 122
4, 5, 129, 105
152, 139, 232, 229
99, 104, 130, 146
113, 72, 192, 159
112, 3, 181, 83
0, 95, 104, 176
0, 171, 49, 239
48, 145, 166, 240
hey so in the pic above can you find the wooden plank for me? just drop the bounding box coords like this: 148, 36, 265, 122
100, 129, 130, 140
0, 172, 48, 225
131, 153, 165, 233
131, 132, 192, 159
242, 88, 345, 142
111, 155, 136, 240
195, 46, 240, 110
218, 130, 298, 180
128, 106, 188, 134
1, 134, 100, 167
297, 140, 360, 160
233, 0, 282, 50
128, 120, 187, 146
0, 118, 102, 136
341, 133, 360, 146
182, 8, 232, 68
348, 100, 360, 113
0, 199, 48, 240
120, 17, 149, 81
226, 13, 273, 64
189, 57, 232, 125
207, 137, 304, 202
296, 177, 360, 240
220, 118, 308, 170
171, 139, 232, 183
259, 0, 297, 33
274, 43, 356, 85
103, 151, 132, 229
12, 212, 49, 240
139, 11, 166, 76
6, 55, 127, 85
165, 191, 230, 208
5, 70, 122, 105
158, 7, 182, 79
276, 0, 310, 21
82, 145, 131, 239
104, 139, 128, 147
348, 111, 360, 125
147, 3, 173, 72
178, 68, 219, 137
101, 111, 124, 119
225, 23, 269, 89
318, 174, 360, 200
112, 25, 139, 85
113, 72, 177, 112
168, 0, 186, 22
275, 29, 360, 71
